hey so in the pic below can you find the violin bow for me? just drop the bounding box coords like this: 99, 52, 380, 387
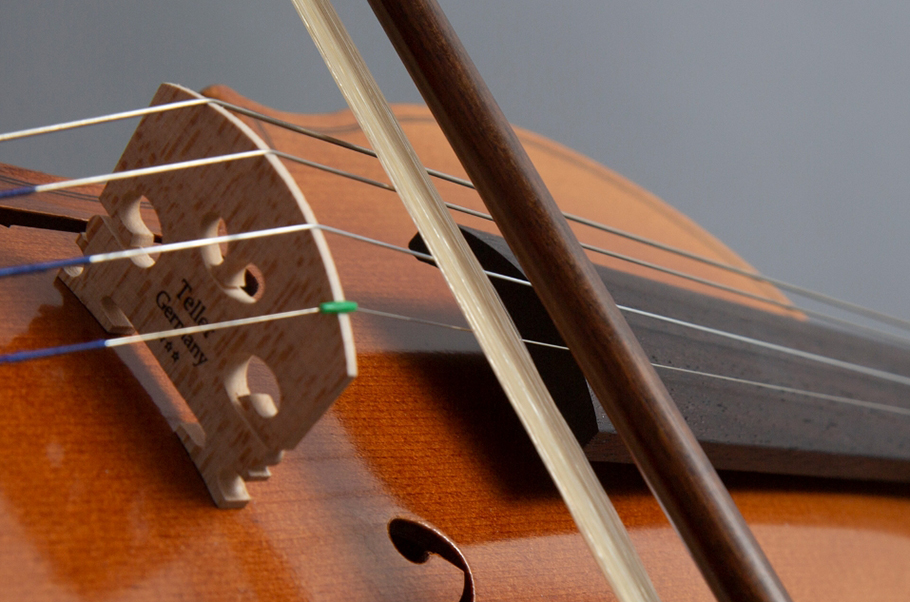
290, 0, 660, 600
362, 2, 792, 602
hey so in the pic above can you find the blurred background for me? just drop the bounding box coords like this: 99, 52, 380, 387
2, 1, 909, 326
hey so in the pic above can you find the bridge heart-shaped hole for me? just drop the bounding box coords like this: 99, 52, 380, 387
201, 215, 265, 303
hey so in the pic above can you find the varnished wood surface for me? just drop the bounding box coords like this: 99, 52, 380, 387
1, 93, 910, 600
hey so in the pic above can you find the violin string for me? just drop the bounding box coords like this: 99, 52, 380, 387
0, 98, 210, 143
0, 148, 393, 202
186, 101, 910, 334
3, 98, 909, 335
360, 310, 910, 418
4, 105, 910, 399
621, 303, 910, 388
0, 222, 441, 280
320, 232, 910, 392
0, 150, 269, 201
562, 211, 910, 332
2, 137, 910, 385
7, 152, 910, 352
5, 166, 910, 389
3, 145, 907, 351
0, 222, 322, 278
5, 286, 906, 419
459, 207, 910, 347
0, 306, 323, 364
4, 138, 789, 314
14, 205, 908, 397
3, 212, 910, 417
0, 96, 466, 186
651, 363, 910, 418
5, 193, 909, 395
585, 243, 910, 347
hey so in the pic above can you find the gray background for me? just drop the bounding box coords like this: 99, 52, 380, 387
2, 1, 909, 327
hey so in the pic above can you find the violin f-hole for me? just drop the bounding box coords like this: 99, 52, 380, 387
388, 518, 474, 602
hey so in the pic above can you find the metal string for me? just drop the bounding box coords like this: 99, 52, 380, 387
2, 142, 910, 388
360, 310, 910, 418
562, 211, 910, 332
3, 97, 909, 341
2, 213, 909, 418
0, 306, 322, 364
3, 286, 908, 418
652, 363, 910, 418
3, 100, 910, 411
0, 147, 393, 202
3, 137, 909, 351
0, 98, 210, 143
180, 100, 910, 333
5, 193, 908, 398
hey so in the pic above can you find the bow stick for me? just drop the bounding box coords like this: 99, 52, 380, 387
365, 1, 792, 601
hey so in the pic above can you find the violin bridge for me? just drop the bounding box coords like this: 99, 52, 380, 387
58, 83, 357, 508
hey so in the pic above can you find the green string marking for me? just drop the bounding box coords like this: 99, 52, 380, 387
319, 300, 358, 314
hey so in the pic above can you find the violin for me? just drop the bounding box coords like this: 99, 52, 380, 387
4, 2, 905, 599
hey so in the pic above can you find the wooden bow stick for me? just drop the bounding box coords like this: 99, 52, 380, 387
364, 1, 793, 601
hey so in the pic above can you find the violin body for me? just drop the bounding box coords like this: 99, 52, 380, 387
1, 87, 909, 601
